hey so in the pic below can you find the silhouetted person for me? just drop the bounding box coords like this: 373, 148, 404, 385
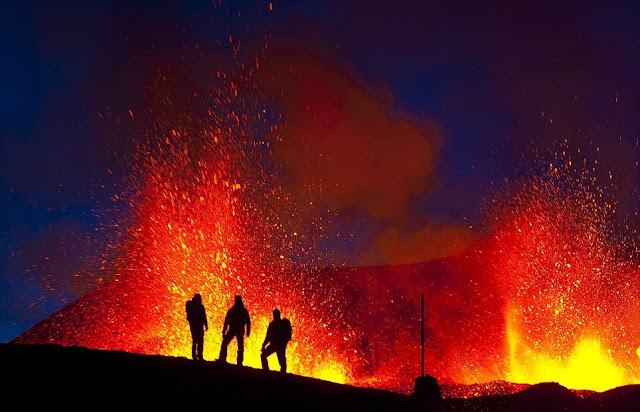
218, 295, 251, 365
261, 309, 292, 373
186, 293, 208, 360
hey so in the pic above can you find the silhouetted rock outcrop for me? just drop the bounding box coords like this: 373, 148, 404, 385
589, 385, 640, 411
414, 375, 442, 401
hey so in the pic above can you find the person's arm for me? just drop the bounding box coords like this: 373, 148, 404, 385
262, 324, 271, 350
203, 307, 208, 331
245, 309, 251, 337
222, 310, 229, 335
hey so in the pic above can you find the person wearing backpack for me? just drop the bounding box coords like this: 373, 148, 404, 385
260, 308, 292, 373
185, 293, 208, 361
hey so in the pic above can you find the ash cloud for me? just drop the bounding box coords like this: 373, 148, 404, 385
263, 51, 439, 223
262, 51, 474, 264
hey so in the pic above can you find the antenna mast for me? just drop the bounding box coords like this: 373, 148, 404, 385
421, 293, 425, 377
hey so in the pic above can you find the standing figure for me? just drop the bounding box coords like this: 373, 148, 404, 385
186, 293, 208, 361
261, 309, 292, 373
218, 295, 251, 365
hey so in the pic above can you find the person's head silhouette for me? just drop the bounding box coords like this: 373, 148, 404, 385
193, 293, 202, 304
234, 295, 243, 305
273, 309, 281, 320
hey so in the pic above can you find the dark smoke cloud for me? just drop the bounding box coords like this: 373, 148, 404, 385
263, 51, 440, 224
261, 51, 477, 264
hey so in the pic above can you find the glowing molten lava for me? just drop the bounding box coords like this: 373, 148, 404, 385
482, 165, 640, 393
506, 305, 627, 392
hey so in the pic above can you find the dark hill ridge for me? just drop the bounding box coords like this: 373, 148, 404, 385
1, 343, 435, 411
2, 344, 639, 411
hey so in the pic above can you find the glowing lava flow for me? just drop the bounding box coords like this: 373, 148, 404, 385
506, 304, 627, 392
482, 158, 640, 392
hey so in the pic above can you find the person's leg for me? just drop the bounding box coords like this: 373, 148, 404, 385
261, 345, 277, 370
236, 332, 244, 366
219, 332, 232, 362
276, 345, 287, 373
190, 328, 198, 360
192, 329, 204, 360
195, 333, 204, 360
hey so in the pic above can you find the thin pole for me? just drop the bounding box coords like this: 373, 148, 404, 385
421, 293, 425, 377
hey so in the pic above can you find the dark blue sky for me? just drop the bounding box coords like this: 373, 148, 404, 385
2, 0, 640, 342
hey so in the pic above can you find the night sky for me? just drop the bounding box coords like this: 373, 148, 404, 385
2, 0, 640, 344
